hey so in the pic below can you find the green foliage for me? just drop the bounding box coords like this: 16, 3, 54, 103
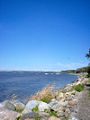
61, 70, 76, 74
86, 74, 90, 78
76, 66, 90, 74
74, 84, 84, 92
49, 110, 57, 116
41, 96, 52, 103
44, 109, 57, 117
32, 106, 38, 112
34, 115, 41, 120
86, 48, 90, 59
16, 116, 21, 120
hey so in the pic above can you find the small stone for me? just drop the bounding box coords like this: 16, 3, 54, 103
57, 111, 65, 117
58, 92, 64, 98
60, 101, 68, 107
68, 100, 77, 107
51, 99, 56, 102
64, 108, 70, 117
48, 116, 61, 120
65, 108, 71, 114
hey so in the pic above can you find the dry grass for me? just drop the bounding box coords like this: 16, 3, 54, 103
29, 85, 55, 103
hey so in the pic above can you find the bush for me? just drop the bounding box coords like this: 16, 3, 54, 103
74, 84, 84, 92
86, 73, 90, 78
29, 85, 54, 103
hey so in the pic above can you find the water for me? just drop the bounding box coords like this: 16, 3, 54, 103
0, 71, 78, 102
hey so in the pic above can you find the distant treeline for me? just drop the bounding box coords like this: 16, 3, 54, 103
61, 66, 90, 74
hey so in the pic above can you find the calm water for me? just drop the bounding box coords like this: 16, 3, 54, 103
0, 71, 78, 102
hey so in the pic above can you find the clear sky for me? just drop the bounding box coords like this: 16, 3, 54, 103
0, 0, 90, 71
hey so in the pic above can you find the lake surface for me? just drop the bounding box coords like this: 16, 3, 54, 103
0, 71, 78, 102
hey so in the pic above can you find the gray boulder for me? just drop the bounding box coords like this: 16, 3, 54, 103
49, 100, 62, 111
39, 112, 50, 120
0, 107, 19, 120
21, 112, 39, 120
22, 100, 41, 114
38, 102, 50, 112
25, 100, 40, 110
2, 100, 15, 111
11, 100, 25, 112
21, 112, 50, 120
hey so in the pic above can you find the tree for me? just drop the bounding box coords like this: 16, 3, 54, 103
86, 48, 90, 76
86, 48, 90, 59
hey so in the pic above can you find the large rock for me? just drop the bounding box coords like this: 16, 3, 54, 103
25, 100, 40, 110
21, 112, 39, 120
38, 102, 50, 112
0, 103, 3, 108
2, 100, 15, 111
39, 112, 50, 120
22, 112, 50, 120
11, 100, 25, 112
49, 100, 62, 112
0, 107, 19, 120
22, 100, 41, 114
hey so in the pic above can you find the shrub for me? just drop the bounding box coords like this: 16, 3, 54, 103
86, 74, 90, 78
74, 84, 84, 92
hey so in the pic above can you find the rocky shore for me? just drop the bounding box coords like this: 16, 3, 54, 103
0, 74, 88, 120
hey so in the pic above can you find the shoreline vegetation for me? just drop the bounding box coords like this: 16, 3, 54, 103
0, 73, 89, 120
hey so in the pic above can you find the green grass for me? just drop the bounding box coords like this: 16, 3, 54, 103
34, 115, 41, 120
41, 96, 52, 103
44, 109, 57, 117
49, 110, 57, 116
32, 106, 39, 112
16, 116, 21, 120
74, 84, 84, 92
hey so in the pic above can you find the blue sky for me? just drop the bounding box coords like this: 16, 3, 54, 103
0, 0, 90, 71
